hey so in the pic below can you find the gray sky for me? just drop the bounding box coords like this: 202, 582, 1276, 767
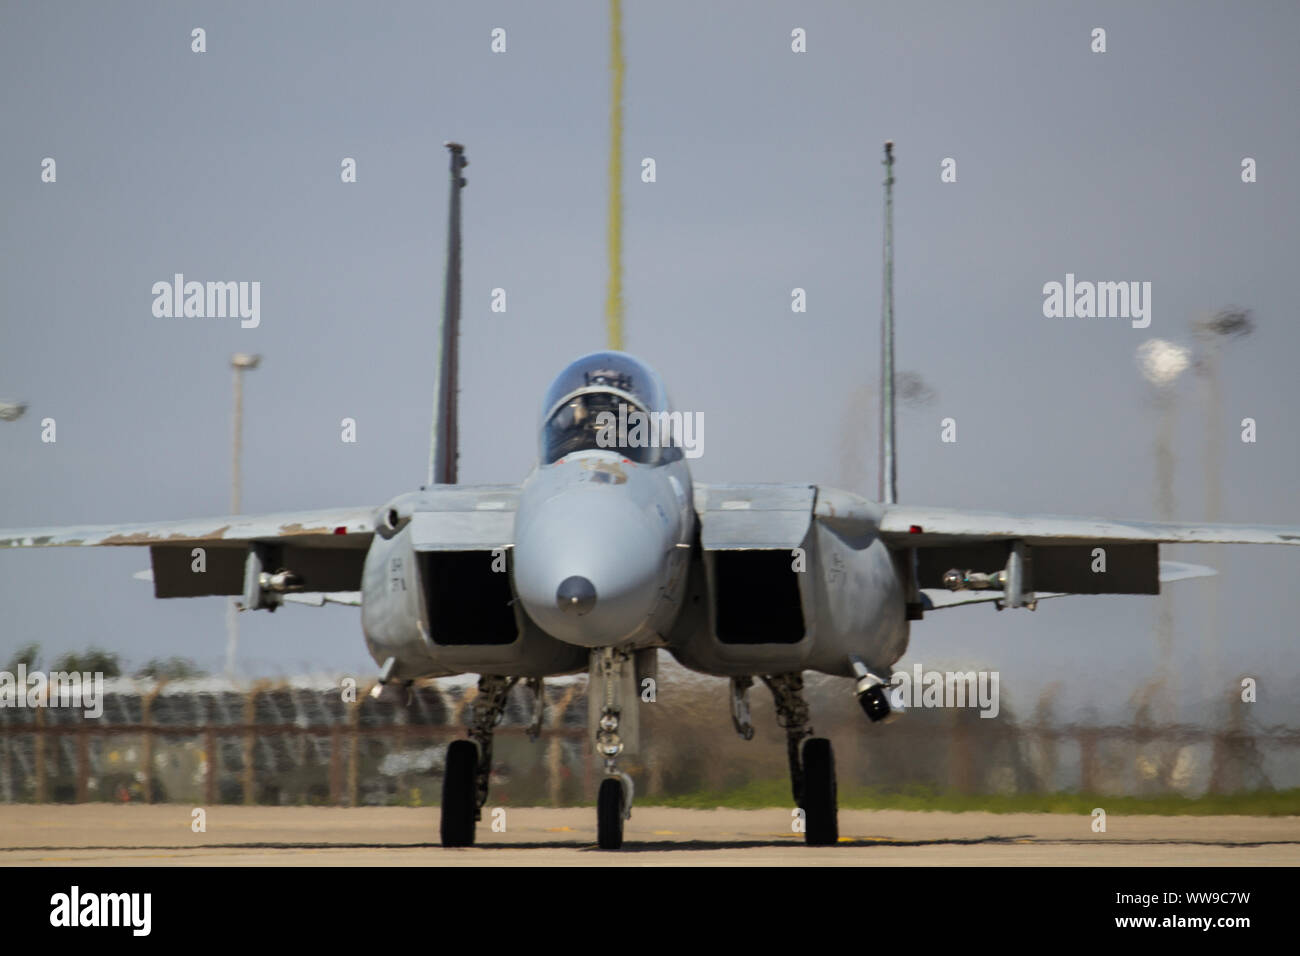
2, 0, 1298, 724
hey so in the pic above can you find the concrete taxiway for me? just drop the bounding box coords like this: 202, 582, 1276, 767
2, 805, 1297, 865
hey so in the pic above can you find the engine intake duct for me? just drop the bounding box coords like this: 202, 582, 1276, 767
419, 550, 518, 645
712, 550, 805, 644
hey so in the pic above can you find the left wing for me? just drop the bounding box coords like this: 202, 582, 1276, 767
919, 560, 1217, 611
877, 506, 1300, 547
877, 503, 1300, 605
691, 485, 1300, 607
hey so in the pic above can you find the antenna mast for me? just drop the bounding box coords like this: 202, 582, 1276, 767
878, 141, 897, 504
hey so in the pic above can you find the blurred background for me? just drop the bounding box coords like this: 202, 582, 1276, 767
2, 654, 1296, 808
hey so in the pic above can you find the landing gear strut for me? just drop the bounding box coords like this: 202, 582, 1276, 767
730, 676, 755, 740
591, 648, 635, 849
440, 674, 518, 847
761, 672, 838, 846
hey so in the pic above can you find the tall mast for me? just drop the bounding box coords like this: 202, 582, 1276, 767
428, 142, 467, 486
605, 0, 625, 351
878, 141, 897, 504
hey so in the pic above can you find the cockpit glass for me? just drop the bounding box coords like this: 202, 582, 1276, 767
543, 392, 658, 464
541, 352, 668, 421
540, 352, 671, 465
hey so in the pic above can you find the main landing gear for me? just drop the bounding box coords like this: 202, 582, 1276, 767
745, 673, 838, 846
440, 665, 841, 850
440, 674, 517, 847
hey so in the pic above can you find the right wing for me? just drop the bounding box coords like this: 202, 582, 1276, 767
0, 507, 376, 549
1, 506, 377, 599
1, 484, 523, 605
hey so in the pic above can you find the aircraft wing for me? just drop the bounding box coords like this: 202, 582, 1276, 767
877, 506, 1300, 547
0, 507, 376, 550
690, 485, 1299, 605
0, 485, 521, 603
918, 560, 1217, 611
0, 506, 376, 600
877, 503, 1300, 603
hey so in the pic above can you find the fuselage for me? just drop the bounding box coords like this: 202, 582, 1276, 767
361, 351, 908, 683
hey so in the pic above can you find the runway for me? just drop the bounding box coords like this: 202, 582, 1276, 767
2, 805, 1297, 865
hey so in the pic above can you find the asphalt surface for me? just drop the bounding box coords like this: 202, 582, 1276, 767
2, 805, 1297, 865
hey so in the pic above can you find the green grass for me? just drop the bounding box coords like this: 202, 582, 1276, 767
647, 781, 1300, 816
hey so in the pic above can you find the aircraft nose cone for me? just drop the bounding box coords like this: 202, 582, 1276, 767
556, 575, 597, 616
513, 482, 669, 646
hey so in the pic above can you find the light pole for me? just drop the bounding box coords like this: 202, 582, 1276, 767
1136, 339, 1191, 749
1190, 310, 1253, 698
227, 353, 260, 677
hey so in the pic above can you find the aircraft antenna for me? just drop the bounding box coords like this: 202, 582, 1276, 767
878, 141, 897, 504
428, 142, 467, 487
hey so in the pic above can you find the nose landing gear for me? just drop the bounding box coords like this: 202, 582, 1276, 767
591, 648, 636, 849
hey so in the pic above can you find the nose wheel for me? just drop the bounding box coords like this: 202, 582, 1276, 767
594, 703, 635, 850
591, 648, 637, 849
597, 777, 626, 849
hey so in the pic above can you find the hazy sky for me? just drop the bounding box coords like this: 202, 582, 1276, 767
2, 1, 1298, 724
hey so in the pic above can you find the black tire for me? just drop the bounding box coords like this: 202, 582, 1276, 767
801, 737, 838, 846
440, 740, 478, 847
597, 777, 625, 850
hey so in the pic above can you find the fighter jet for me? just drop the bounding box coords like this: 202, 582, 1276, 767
5, 145, 1299, 849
